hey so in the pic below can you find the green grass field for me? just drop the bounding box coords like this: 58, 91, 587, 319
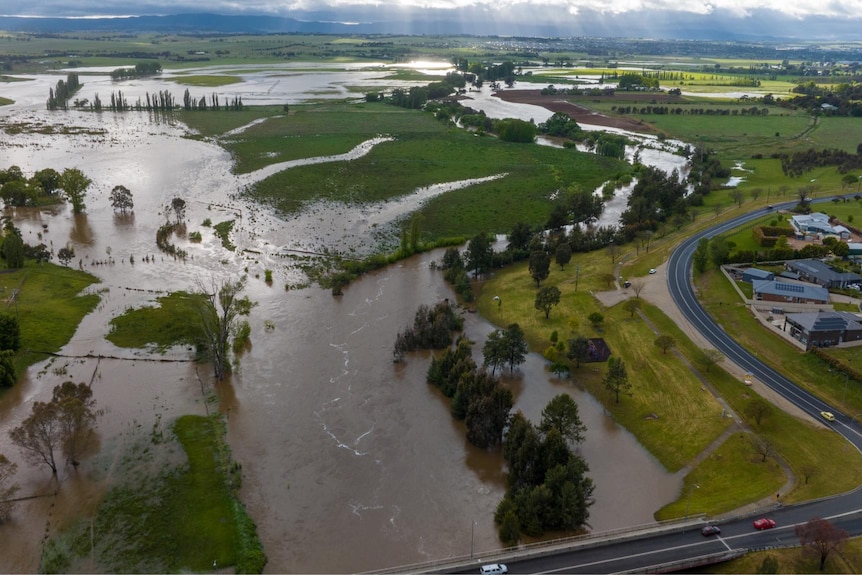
106, 291, 203, 352
0, 262, 100, 375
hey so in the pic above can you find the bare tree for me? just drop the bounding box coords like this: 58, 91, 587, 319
796, 517, 848, 571
52, 381, 99, 467
654, 335, 676, 354
731, 189, 745, 207
750, 436, 772, 463
0, 454, 19, 522
10, 401, 62, 474
701, 348, 724, 372
622, 298, 642, 317
606, 243, 620, 264
750, 187, 763, 202
195, 276, 256, 380
744, 397, 773, 427
631, 280, 646, 299
170, 197, 187, 224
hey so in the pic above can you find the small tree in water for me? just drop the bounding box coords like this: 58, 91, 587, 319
195, 276, 256, 380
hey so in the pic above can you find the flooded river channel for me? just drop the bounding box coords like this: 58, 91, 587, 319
0, 68, 680, 572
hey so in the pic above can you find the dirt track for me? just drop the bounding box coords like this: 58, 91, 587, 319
493, 89, 658, 133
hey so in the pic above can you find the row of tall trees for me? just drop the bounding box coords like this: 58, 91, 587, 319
109, 61, 162, 80
46, 73, 81, 110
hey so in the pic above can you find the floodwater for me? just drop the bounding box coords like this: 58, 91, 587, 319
0, 69, 680, 573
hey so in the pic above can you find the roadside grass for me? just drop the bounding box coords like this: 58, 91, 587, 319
698, 539, 862, 574
169, 74, 244, 87
476, 263, 729, 472
653, 433, 786, 521
46, 415, 263, 573
622, 273, 862, 507
0, 262, 100, 375
698, 269, 862, 418
106, 291, 203, 351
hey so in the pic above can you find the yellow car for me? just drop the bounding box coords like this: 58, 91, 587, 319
820, 411, 836, 422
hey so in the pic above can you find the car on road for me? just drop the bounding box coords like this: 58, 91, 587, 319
753, 518, 776, 530
701, 525, 721, 536
480, 564, 508, 575
649, 268, 657, 274
821, 411, 836, 422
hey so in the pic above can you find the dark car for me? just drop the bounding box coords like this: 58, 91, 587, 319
701, 525, 721, 536
753, 518, 776, 530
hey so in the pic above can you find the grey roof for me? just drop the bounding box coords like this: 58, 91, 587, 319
786, 311, 862, 333
752, 279, 829, 302
786, 259, 862, 284
743, 268, 773, 280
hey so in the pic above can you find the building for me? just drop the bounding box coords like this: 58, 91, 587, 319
790, 212, 850, 239
742, 268, 774, 283
783, 311, 862, 349
752, 279, 829, 304
784, 259, 862, 289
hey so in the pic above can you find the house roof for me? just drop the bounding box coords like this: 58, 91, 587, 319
752, 279, 830, 302
785, 259, 862, 284
743, 268, 773, 280
786, 310, 862, 333
791, 213, 846, 235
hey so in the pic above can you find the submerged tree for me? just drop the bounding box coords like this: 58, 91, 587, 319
58, 168, 91, 214
195, 276, 256, 380
52, 381, 100, 467
10, 401, 62, 474
109, 185, 134, 214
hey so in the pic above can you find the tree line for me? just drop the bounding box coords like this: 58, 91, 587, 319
109, 61, 162, 80
611, 105, 770, 117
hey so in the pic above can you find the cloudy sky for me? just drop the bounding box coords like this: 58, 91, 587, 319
2, 0, 862, 40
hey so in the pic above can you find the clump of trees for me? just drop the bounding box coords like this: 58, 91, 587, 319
109, 61, 162, 80
46, 73, 81, 111
392, 300, 464, 362
426, 340, 513, 448
495, 395, 594, 545
0, 312, 21, 388
0, 165, 65, 208
482, 323, 528, 374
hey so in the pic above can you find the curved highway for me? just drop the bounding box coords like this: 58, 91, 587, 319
667, 200, 862, 453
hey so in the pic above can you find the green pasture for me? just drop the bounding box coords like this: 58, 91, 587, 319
235, 104, 628, 239
0, 262, 100, 375
106, 291, 203, 352
169, 74, 243, 87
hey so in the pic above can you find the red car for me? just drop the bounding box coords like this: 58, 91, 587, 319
753, 518, 776, 530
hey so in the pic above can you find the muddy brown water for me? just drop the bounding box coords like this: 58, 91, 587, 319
0, 74, 680, 573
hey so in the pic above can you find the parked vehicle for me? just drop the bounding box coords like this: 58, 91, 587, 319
753, 518, 776, 530
701, 525, 721, 536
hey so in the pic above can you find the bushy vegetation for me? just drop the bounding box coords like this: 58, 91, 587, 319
392, 300, 463, 361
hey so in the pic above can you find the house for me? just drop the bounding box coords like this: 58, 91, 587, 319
790, 212, 850, 240
784, 259, 862, 289
742, 268, 774, 283
783, 311, 862, 349
752, 279, 829, 304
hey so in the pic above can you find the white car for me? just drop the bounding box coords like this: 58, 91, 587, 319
480, 564, 508, 575
649, 268, 657, 274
